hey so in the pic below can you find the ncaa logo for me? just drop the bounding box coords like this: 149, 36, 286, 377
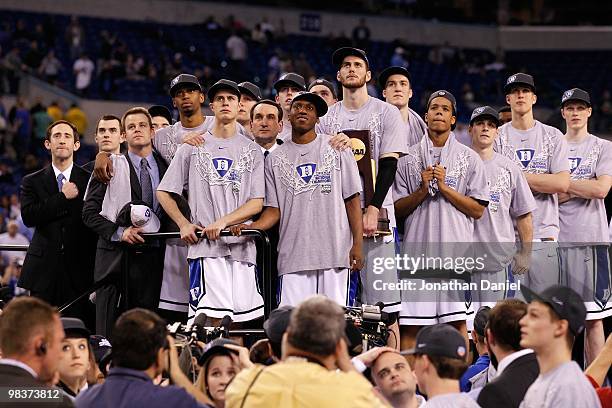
296, 163, 317, 183
515, 149, 535, 168
507, 75, 517, 84
562, 90, 574, 102
212, 158, 233, 177
568, 157, 582, 173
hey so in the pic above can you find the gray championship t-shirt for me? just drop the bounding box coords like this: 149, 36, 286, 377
157, 133, 264, 263
277, 121, 293, 141
520, 361, 601, 408
317, 97, 408, 231
494, 120, 569, 239
393, 133, 490, 245
154, 117, 248, 164
474, 152, 536, 270
265, 134, 362, 275
422, 393, 481, 408
559, 134, 612, 244
406, 107, 428, 148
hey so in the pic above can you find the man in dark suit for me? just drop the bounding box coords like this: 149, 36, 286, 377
0, 297, 73, 407
20, 120, 96, 326
82, 107, 167, 336
478, 299, 539, 408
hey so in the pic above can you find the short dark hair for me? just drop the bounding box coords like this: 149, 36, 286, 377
95, 114, 123, 134
250, 99, 283, 122
122, 107, 153, 130
488, 299, 527, 352
110, 309, 167, 371
0, 297, 58, 356
423, 354, 469, 380
46, 120, 79, 142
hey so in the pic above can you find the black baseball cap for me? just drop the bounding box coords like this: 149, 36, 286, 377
148, 105, 173, 124
89, 335, 112, 363
498, 105, 511, 114
290, 91, 328, 117
197, 337, 239, 366
473, 306, 491, 337
207, 79, 241, 101
378, 66, 411, 90
561, 88, 591, 107
263, 305, 294, 344
308, 78, 337, 99
522, 285, 586, 336
169, 74, 203, 97
332, 47, 370, 69
470, 106, 501, 127
238, 81, 262, 101
273, 73, 306, 93
504, 73, 536, 95
401, 324, 467, 360
427, 90, 457, 115
61, 317, 90, 339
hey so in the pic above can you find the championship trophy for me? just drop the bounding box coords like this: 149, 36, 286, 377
346, 130, 391, 236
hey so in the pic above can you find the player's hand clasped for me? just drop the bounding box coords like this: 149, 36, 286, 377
121, 226, 145, 245
179, 222, 204, 245
203, 219, 227, 240
330, 132, 352, 151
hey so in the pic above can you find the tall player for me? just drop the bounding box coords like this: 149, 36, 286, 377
237, 81, 262, 139
557, 88, 612, 365
157, 79, 265, 324
274, 73, 306, 141
393, 91, 489, 349
378, 66, 427, 148
495, 73, 570, 292
318, 47, 407, 348
469, 106, 536, 312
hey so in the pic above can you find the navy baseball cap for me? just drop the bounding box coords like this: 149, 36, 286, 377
504, 73, 536, 95
332, 47, 370, 69
273, 73, 306, 93
470, 106, 501, 127
61, 317, 90, 339
522, 285, 587, 336
169, 74, 203, 97
401, 324, 467, 360
238, 81, 262, 101
308, 78, 337, 99
378, 66, 411, 90
148, 105, 173, 124
89, 335, 112, 363
291, 91, 328, 117
197, 338, 239, 366
263, 306, 294, 344
561, 88, 591, 107
207, 79, 241, 101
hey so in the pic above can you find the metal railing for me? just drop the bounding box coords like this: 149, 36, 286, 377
0, 228, 273, 323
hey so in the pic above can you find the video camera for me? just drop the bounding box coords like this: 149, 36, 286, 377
344, 303, 392, 353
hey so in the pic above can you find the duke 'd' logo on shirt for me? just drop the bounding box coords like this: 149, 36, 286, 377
515, 149, 535, 168
296, 163, 317, 183
212, 158, 233, 177
568, 157, 582, 173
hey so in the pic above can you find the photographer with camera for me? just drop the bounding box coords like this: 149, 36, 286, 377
226, 295, 390, 407
75, 308, 211, 408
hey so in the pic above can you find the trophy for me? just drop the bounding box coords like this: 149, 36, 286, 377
346, 130, 391, 236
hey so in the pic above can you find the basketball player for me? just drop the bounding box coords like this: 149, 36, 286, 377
274, 73, 306, 141
308, 78, 338, 107
237, 81, 262, 138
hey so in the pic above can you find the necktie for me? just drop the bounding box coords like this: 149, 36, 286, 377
140, 158, 153, 208
57, 173, 65, 192
264, 150, 269, 159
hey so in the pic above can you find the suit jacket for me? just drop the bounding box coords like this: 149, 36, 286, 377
0, 363, 74, 407
477, 352, 540, 408
82, 150, 168, 282
19, 164, 96, 297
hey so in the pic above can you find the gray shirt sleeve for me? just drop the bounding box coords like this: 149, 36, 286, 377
157, 144, 191, 195
340, 148, 363, 199
264, 156, 279, 208
596, 139, 612, 177
466, 152, 490, 202
510, 166, 537, 217
393, 156, 413, 202
380, 104, 409, 156
250, 148, 265, 199
550, 130, 570, 174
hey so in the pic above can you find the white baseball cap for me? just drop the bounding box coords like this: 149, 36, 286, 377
130, 204, 160, 233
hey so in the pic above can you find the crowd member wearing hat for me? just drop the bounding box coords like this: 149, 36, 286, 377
57, 318, 91, 399
149, 105, 173, 131
494, 73, 570, 294
469, 105, 535, 312
87, 335, 111, 384
83, 107, 169, 336
519, 285, 601, 408
308, 78, 338, 107
393, 91, 489, 350
459, 306, 492, 392
236, 81, 261, 137
402, 324, 478, 407
318, 47, 408, 349
226, 296, 389, 407
237, 92, 364, 307
557, 88, 612, 366
248, 305, 294, 364
379, 66, 427, 148
498, 106, 512, 125
478, 299, 539, 408
274, 72, 306, 141
158, 79, 265, 326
